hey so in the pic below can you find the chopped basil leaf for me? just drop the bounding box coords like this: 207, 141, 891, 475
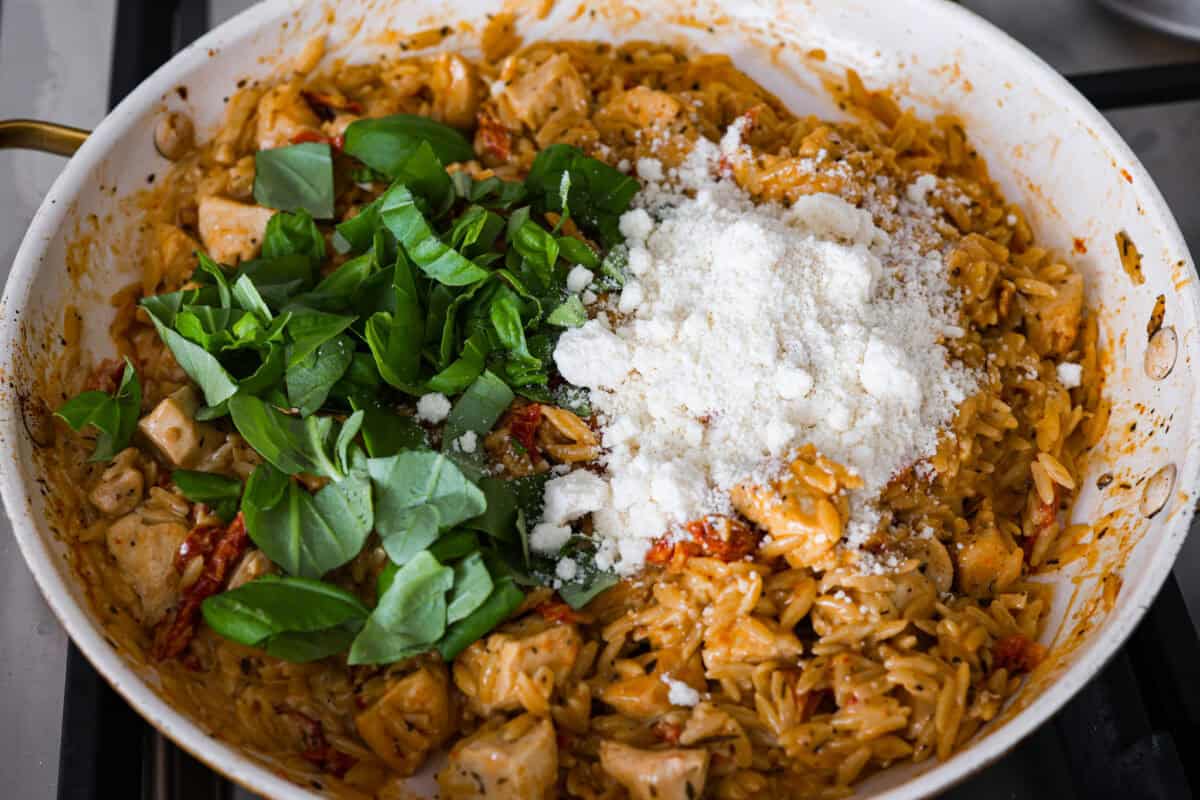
201, 575, 368, 653
253, 142, 335, 219
227, 394, 347, 479
343, 114, 474, 178
54, 358, 142, 462
172, 470, 242, 521
348, 550, 454, 665
436, 576, 524, 660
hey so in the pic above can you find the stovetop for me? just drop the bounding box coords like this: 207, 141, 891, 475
2, 1, 1200, 798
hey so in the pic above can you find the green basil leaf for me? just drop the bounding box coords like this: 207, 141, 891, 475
195, 253, 233, 308
559, 571, 619, 609
557, 236, 600, 269
54, 358, 142, 462
264, 625, 360, 662
379, 182, 490, 286
368, 451, 487, 565
302, 251, 376, 310
348, 550, 454, 665
238, 342, 287, 397
146, 315, 240, 407
232, 274, 273, 324
447, 552, 493, 624
254, 142, 335, 219
172, 470, 242, 522
429, 529, 480, 562
242, 453, 373, 578
239, 254, 317, 308
334, 410, 364, 476
510, 219, 560, 291
350, 399, 427, 458
436, 576, 524, 660
285, 309, 357, 368
286, 334, 354, 417
547, 295, 587, 328
228, 394, 345, 479
394, 140, 455, 216
424, 332, 489, 395
525, 144, 639, 247
262, 209, 326, 267
448, 205, 505, 257
463, 477, 518, 541
443, 370, 513, 475
334, 194, 385, 255
202, 574, 368, 646
466, 174, 528, 209
343, 114, 473, 178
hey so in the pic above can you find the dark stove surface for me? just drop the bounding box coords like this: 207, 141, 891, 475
49, 2, 1200, 799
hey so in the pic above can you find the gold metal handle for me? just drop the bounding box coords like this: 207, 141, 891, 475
0, 119, 89, 156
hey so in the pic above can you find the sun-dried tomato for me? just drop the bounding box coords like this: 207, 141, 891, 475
280, 709, 357, 778
288, 129, 344, 152
651, 719, 682, 744
535, 600, 585, 625
645, 516, 760, 566
991, 633, 1045, 674
475, 110, 511, 163
153, 513, 249, 660
508, 403, 543, 463
302, 90, 364, 117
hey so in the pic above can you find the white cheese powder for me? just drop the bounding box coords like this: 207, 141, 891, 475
548, 130, 977, 575
415, 392, 451, 424
1056, 362, 1082, 389
661, 674, 701, 707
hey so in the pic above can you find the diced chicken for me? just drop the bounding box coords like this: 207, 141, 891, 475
600, 673, 673, 720
599, 741, 709, 800
497, 53, 588, 133
137, 388, 224, 469
453, 619, 581, 715
955, 528, 1024, 598
255, 82, 323, 151
731, 482, 842, 567
197, 196, 275, 265
106, 488, 191, 624
438, 714, 558, 800
89, 447, 145, 517
703, 615, 802, 669
1026, 272, 1084, 356
355, 664, 456, 776
597, 86, 683, 129
430, 53, 481, 129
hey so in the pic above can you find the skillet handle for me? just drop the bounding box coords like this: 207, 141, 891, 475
0, 119, 89, 156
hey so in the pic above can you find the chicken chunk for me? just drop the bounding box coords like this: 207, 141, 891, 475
106, 488, 191, 623
599, 741, 709, 800
145, 223, 199, 295
430, 53, 480, 129
255, 83, 323, 150
137, 387, 224, 469
453, 619, 581, 715
355, 664, 456, 776
89, 447, 145, 516
438, 714, 557, 800
955, 527, 1023, 598
1026, 272, 1084, 356
498, 53, 588, 133
197, 196, 275, 265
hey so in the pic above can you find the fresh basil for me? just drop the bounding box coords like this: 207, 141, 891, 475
368, 451, 487, 565
253, 142, 335, 219
425, 333, 489, 395
241, 452, 373, 579
446, 552, 493, 624
201, 575, 368, 653
334, 194, 385, 255
172, 470, 242, 521
557, 236, 600, 269
351, 399, 427, 458
428, 529, 480, 562
548, 295, 587, 328
436, 576, 524, 660
343, 114, 474, 178
195, 253, 233, 308
239, 254, 317, 308
286, 334, 354, 417
55, 358, 142, 463
232, 275, 273, 324
443, 371, 513, 450
228, 394, 346, 479
285, 309, 357, 368
262, 209, 326, 267
379, 182, 490, 286
264, 625, 360, 662
348, 550, 455, 665
145, 315, 239, 407
525, 144, 639, 246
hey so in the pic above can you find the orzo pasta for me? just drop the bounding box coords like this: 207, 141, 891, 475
46, 31, 1102, 800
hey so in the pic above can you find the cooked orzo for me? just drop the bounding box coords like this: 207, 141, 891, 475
46, 30, 1104, 800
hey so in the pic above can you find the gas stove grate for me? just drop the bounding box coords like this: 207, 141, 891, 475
54, 3, 1200, 798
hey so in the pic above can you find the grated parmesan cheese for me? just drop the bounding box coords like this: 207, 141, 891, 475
415, 393, 451, 424
1057, 361, 1082, 389
549, 127, 977, 575
661, 674, 701, 707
